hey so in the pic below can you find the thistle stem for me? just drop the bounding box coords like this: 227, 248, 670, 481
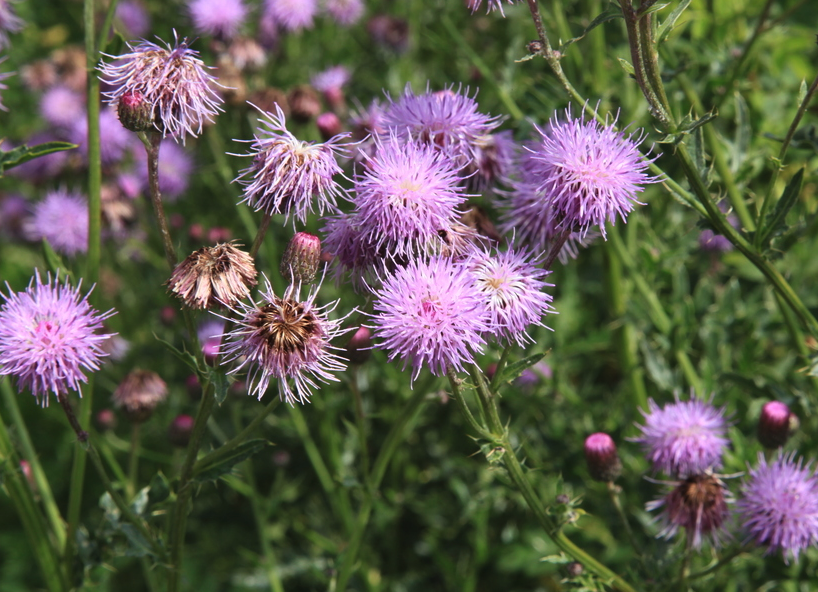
250, 212, 274, 259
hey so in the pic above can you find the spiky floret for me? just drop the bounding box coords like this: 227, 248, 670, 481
0, 271, 115, 406
234, 103, 352, 225
216, 277, 351, 405
98, 32, 224, 143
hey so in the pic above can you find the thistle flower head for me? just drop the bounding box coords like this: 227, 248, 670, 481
633, 395, 730, 478
216, 277, 350, 405
264, 0, 318, 32
758, 400, 798, 449
168, 242, 257, 309
0, 58, 12, 111
280, 232, 322, 286
529, 107, 658, 238
647, 473, 731, 549
464, 130, 517, 192
371, 256, 491, 381
39, 85, 85, 128
738, 452, 818, 563
0, 0, 23, 50
466, 0, 520, 17
188, 0, 248, 39
311, 66, 350, 94
99, 32, 224, 143
112, 369, 168, 422
115, 0, 151, 38
382, 85, 501, 168
234, 103, 352, 225
0, 271, 115, 406
25, 189, 88, 256
467, 245, 554, 346
323, 0, 364, 26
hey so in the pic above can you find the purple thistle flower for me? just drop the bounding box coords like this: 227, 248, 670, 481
528, 108, 658, 238
738, 452, 818, 563
0, 0, 23, 50
466, 0, 520, 17
216, 277, 350, 405
311, 65, 350, 94
321, 213, 382, 290
70, 106, 135, 167
188, 0, 248, 39
39, 85, 85, 129
135, 139, 194, 200
25, 189, 88, 256
234, 103, 352, 225
98, 32, 224, 143
371, 256, 491, 381
0, 271, 115, 406
0, 193, 30, 239
264, 0, 318, 32
382, 85, 501, 168
467, 245, 554, 346
0, 63, 11, 112
647, 473, 731, 549
198, 318, 225, 364
114, 0, 151, 38
633, 395, 730, 478
352, 134, 469, 262
323, 0, 364, 26
465, 130, 517, 192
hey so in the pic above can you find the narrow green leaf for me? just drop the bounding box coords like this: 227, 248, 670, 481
0, 141, 76, 176
732, 93, 750, 174
41, 239, 69, 278
617, 57, 635, 76
560, 4, 623, 51
657, 0, 692, 43
153, 334, 199, 374
119, 523, 155, 558
758, 168, 804, 248
639, 1, 670, 17
148, 472, 170, 506
496, 353, 546, 385
192, 439, 271, 483
797, 79, 808, 107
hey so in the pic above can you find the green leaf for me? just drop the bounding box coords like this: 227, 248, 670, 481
41, 240, 70, 279
192, 439, 271, 483
148, 472, 170, 506
540, 554, 571, 564
639, 1, 670, 17
0, 141, 76, 176
758, 168, 804, 248
617, 57, 635, 77
732, 93, 750, 174
496, 353, 546, 385
119, 524, 156, 558
657, 0, 692, 43
559, 4, 623, 51
153, 334, 199, 374
204, 366, 230, 405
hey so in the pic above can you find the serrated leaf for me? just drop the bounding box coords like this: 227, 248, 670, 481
192, 439, 271, 483
496, 353, 546, 385
758, 168, 804, 248
204, 366, 230, 405
119, 523, 155, 557
657, 0, 691, 43
617, 57, 635, 76
559, 4, 623, 51
148, 472, 170, 506
0, 141, 76, 176
689, 126, 707, 183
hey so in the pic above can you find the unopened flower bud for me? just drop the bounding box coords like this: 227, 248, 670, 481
316, 112, 342, 141
113, 370, 168, 423
758, 401, 798, 449
160, 305, 176, 326
116, 90, 154, 132
584, 433, 622, 482
95, 408, 118, 431
169, 414, 195, 447
280, 232, 322, 285
566, 562, 583, 578
344, 326, 372, 365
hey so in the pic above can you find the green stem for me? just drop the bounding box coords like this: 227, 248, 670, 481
490, 345, 513, 392
334, 387, 427, 592
95, 0, 121, 52
0, 378, 66, 548
606, 482, 640, 553
349, 367, 371, 480
127, 422, 141, 500
774, 292, 818, 396
142, 132, 178, 271
675, 350, 703, 395
687, 545, 751, 580
250, 212, 274, 260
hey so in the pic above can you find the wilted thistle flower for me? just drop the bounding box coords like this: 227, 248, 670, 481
758, 400, 798, 449
264, 0, 318, 32
112, 369, 168, 422
99, 32, 224, 143
529, 107, 659, 238
352, 134, 470, 262
188, 0, 247, 39
168, 242, 257, 309
217, 277, 350, 405
371, 256, 491, 381
234, 103, 352, 225
25, 189, 88, 256
280, 232, 322, 285
647, 473, 731, 549
584, 433, 622, 482
0, 1, 23, 50
633, 395, 730, 478
382, 85, 501, 168
738, 452, 818, 562
0, 271, 115, 406
466, 0, 520, 17
468, 245, 554, 346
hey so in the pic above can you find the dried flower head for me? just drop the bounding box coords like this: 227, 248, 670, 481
217, 277, 351, 405
168, 242, 257, 309
647, 473, 731, 549
529, 107, 658, 238
99, 32, 224, 143
738, 452, 818, 562
112, 369, 168, 422
234, 103, 352, 225
633, 395, 730, 478
584, 433, 622, 483
0, 271, 115, 406
25, 189, 89, 256
371, 256, 491, 381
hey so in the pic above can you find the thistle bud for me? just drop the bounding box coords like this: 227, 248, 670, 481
113, 369, 168, 423
316, 112, 342, 141
758, 401, 798, 449
95, 408, 118, 432
169, 414, 195, 447
584, 433, 622, 482
344, 326, 372, 365
280, 232, 322, 285
116, 90, 154, 132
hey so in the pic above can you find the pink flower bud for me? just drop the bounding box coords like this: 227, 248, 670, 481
584, 433, 622, 482
169, 414, 195, 447
316, 112, 342, 141
280, 232, 322, 285
344, 326, 372, 365
758, 401, 798, 449
116, 90, 154, 132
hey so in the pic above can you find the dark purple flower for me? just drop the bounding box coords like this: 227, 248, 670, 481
633, 395, 730, 477
25, 189, 88, 256
371, 256, 491, 381
99, 32, 224, 143
264, 0, 317, 32
234, 103, 352, 225
188, 0, 247, 39
757, 400, 798, 449
529, 107, 658, 238
216, 277, 350, 405
0, 271, 115, 405
738, 452, 818, 562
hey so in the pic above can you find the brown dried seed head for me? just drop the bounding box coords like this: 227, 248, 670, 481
112, 369, 168, 423
168, 242, 257, 309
